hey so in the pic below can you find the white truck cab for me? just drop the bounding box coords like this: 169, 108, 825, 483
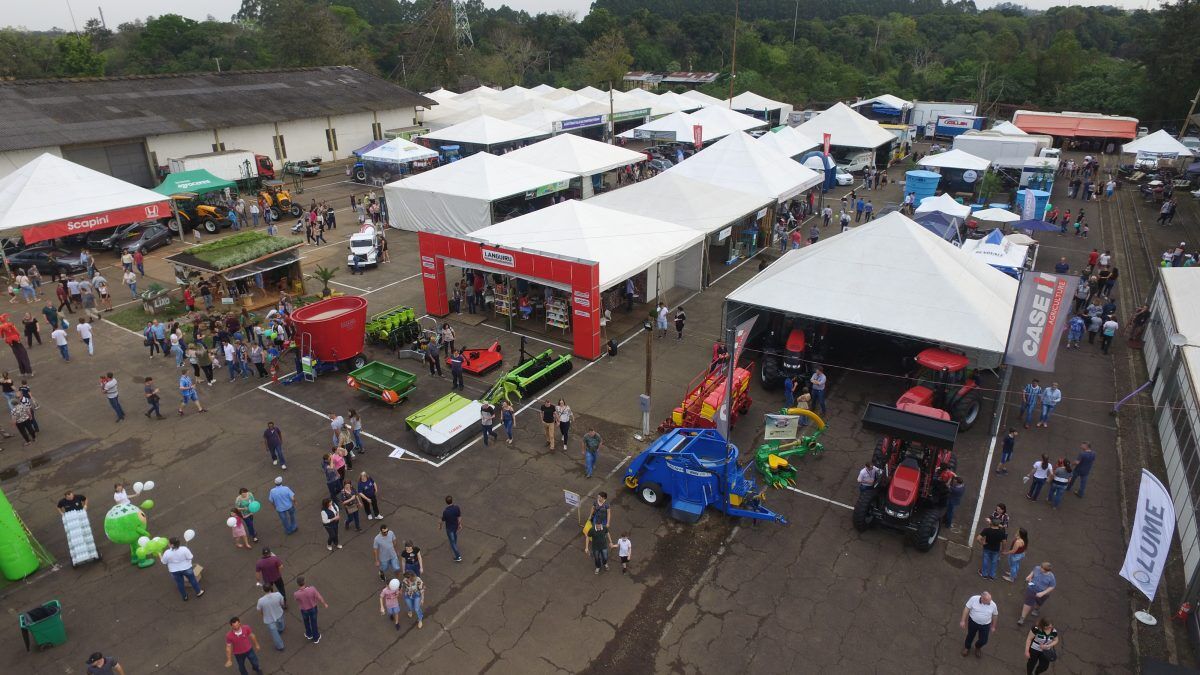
347, 226, 379, 268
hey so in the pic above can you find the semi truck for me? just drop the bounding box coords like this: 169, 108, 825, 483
951, 131, 1053, 170
911, 101, 977, 133
167, 150, 275, 185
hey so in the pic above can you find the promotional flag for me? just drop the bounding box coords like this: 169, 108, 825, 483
822, 133, 831, 156
1120, 470, 1176, 602
693, 125, 703, 150
1004, 272, 1070, 372
716, 316, 758, 439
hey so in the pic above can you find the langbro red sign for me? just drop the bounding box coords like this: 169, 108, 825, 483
22, 201, 171, 245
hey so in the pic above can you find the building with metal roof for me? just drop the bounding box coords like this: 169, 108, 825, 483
0, 66, 436, 187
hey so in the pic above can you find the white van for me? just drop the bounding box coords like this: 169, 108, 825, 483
347, 226, 379, 268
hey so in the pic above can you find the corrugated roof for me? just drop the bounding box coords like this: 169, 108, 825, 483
0, 66, 436, 152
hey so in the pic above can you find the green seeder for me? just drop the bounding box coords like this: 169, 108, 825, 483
484, 340, 573, 405
365, 306, 420, 349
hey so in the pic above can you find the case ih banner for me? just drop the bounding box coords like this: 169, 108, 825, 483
22, 201, 171, 245
1004, 272, 1071, 372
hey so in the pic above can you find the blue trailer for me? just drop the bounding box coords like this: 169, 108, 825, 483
623, 428, 787, 524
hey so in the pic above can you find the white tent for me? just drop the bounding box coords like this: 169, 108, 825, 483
496, 85, 534, 103
384, 153, 575, 236
618, 111, 732, 144
423, 99, 514, 128
729, 91, 794, 123
506, 108, 573, 134
0, 153, 169, 242
575, 86, 610, 102
530, 83, 558, 95
917, 148, 991, 171
960, 228, 1030, 276
915, 193, 972, 220
543, 93, 596, 112
666, 131, 822, 203
973, 208, 1021, 224
421, 115, 547, 148
795, 102, 895, 149
1122, 130, 1194, 157
691, 105, 768, 133
591, 172, 771, 237
624, 88, 660, 103
468, 200, 705, 291
425, 88, 459, 103
681, 90, 726, 107
992, 121, 1028, 136
361, 137, 439, 164
455, 85, 502, 101
657, 91, 704, 112
505, 134, 645, 176
757, 126, 820, 158
725, 212, 1018, 364
849, 94, 912, 113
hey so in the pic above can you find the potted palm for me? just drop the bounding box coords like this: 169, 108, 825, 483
312, 266, 337, 297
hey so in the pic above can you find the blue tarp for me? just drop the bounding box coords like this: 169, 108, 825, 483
352, 139, 388, 157
1013, 219, 1058, 232
872, 103, 902, 117
913, 211, 962, 244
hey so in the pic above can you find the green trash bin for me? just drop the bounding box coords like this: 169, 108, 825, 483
20, 600, 66, 651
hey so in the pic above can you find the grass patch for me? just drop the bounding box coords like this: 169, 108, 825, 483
186, 231, 303, 269
107, 296, 190, 333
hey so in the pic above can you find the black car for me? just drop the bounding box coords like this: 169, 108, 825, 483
7, 246, 89, 276
117, 223, 172, 254
86, 221, 157, 251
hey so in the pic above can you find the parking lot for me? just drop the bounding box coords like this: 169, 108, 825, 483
0, 153, 1172, 673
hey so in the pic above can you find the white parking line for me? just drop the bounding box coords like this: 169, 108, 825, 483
784, 485, 853, 510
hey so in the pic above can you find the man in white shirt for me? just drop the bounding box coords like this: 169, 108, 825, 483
856, 462, 879, 492
101, 372, 125, 422
51, 325, 69, 361
329, 413, 345, 448
960, 591, 998, 658
159, 537, 204, 601
77, 318, 94, 355
224, 342, 238, 381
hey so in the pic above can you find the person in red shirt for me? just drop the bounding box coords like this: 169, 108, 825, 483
254, 548, 286, 605
293, 576, 329, 643
224, 617, 262, 674
1087, 248, 1099, 269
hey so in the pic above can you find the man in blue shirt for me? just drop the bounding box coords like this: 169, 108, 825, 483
268, 477, 298, 535
864, 200, 874, 222
1068, 442, 1096, 498
1021, 379, 1041, 429
448, 350, 465, 391
855, 197, 865, 223
151, 320, 168, 355
943, 476, 965, 528
439, 495, 463, 562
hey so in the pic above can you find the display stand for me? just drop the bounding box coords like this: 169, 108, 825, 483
493, 294, 513, 317
545, 298, 570, 333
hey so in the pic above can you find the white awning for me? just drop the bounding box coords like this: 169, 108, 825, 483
505, 134, 646, 176
730, 91, 788, 111
725, 211, 1018, 358
361, 137, 439, 164
618, 111, 733, 144
991, 121, 1028, 136
590, 172, 771, 236
915, 193, 972, 220
421, 115, 548, 147
795, 102, 896, 149
918, 149, 991, 171
757, 126, 820, 158
666, 131, 822, 203
850, 94, 912, 111
691, 105, 768, 133
681, 90, 726, 107
1122, 130, 1194, 156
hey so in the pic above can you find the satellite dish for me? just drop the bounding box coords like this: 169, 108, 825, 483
1170, 333, 1190, 347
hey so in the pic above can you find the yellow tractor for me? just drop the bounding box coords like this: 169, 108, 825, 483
168, 193, 232, 234
259, 180, 303, 220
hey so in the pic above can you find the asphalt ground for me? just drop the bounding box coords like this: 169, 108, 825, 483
0, 152, 1186, 673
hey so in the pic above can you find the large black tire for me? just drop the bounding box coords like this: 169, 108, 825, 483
760, 354, 782, 390
203, 219, 219, 234
952, 395, 981, 431
289, 204, 302, 217
637, 481, 665, 507
354, 168, 367, 182
167, 219, 180, 233
269, 207, 281, 221
351, 355, 367, 370
852, 489, 877, 532
871, 440, 886, 466
912, 511, 941, 552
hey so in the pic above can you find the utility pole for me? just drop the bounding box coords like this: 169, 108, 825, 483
98, 6, 106, 29
400, 55, 408, 87
1179, 86, 1200, 139
728, 0, 739, 105
214, 57, 222, 73
608, 80, 615, 143
792, 0, 799, 46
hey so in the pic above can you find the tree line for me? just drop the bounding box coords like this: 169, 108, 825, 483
1, 0, 1197, 129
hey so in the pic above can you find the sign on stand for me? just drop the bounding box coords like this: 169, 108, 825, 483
563, 490, 580, 507
764, 414, 801, 441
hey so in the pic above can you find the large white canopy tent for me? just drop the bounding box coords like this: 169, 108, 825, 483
424, 88, 459, 103
618, 111, 733, 144
591, 172, 770, 237
729, 91, 794, 124
506, 108, 573, 134
656, 91, 703, 112
725, 211, 1019, 366
691, 105, 768, 133
757, 126, 820, 159
666, 131, 822, 203
383, 152, 575, 236
0, 153, 170, 244
467, 199, 706, 294
361, 137, 439, 164
421, 115, 547, 150
1122, 130, 1194, 157
575, 86, 610, 102
795, 102, 895, 149
849, 94, 913, 116
505, 134, 645, 185
681, 90, 726, 108
915, 192, 973, 220
917, 149, 991, 171
423, 99, 514, 128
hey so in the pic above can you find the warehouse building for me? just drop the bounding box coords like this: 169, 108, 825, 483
0, 66, 436, 187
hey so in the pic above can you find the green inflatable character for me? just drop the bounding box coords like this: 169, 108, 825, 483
104, 500, 167, 568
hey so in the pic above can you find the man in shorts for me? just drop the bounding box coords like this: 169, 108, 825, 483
1018, 561, 1057, 626
373, 523, 401, 581
178, 368, 206, 416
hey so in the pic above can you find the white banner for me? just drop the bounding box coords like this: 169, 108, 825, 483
1119, 470, 1176, 602
764, 414, 800, 441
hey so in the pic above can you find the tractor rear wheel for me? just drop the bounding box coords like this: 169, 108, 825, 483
912, 511, 941, 552
289, 204, 302, 217
354, 168, 367, 182
760, 354, 782, 390
203, 219, 219, 234
952, 395, 981, 431
637, 481, 665, 507
852, 489, 877, 531
269, 207, 282, 221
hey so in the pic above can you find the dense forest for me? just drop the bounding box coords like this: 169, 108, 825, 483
1, 0, 1197, 128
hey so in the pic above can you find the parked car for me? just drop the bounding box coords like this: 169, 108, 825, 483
833, 167, 856, 186
647, 158, 674, 172
1182, 136, 1200, 155
836, 151, 873, 174
7, 245, 89, 276
283, 160, 321, 177
118, 223, 173, 253
86, 220, 158, 251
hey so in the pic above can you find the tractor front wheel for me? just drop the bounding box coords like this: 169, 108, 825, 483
852, 489, 877, 531
912, 511, 941, 552
354, 168, 367, 182
289, 204, 303, 217
637, 481, 665, 507
269, 207, 282, 221
203, 219, 219, 234
952, 395, 981, 431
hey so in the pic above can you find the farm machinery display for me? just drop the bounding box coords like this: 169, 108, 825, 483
483, 338, 572, 405
852, 403, 960, 552
449, 340, 504, 375
624, 428, 786, 524
365, 306, 423, 352
406, 393, 482, 459
753, 409, 827, 489
658, 361, 753, 434
280, 295, 369, 383
758, 323, 828, 390
346, 362, 417, 407
896, 348, 982, 431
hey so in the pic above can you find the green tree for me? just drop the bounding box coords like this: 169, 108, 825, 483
581, 29, 633, 86
55, 34, 105, 77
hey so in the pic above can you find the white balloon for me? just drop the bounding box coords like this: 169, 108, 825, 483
226, 517, 238, 528
388, 578, 400, 591
132, 482, 144, 493
183, 529, 196, 542
137, 536, 150, 547
143, 481, 156, 491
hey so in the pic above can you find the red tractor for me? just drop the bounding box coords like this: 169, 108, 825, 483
852, 403, 959, 552
896, 348, 982, 431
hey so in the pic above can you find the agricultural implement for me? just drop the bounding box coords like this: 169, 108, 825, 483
281, 295, 368, 382
624, 428, 786, 524
658, 362, 753, 434
365, 305, 422, 351
483, 337, 572, 405
406, 393, 482, 458
753, 409, 827, 489
449, 340, 503, 375
347, 362, 417, 407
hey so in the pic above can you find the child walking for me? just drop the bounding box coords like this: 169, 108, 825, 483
230, 509, 251, 549
615, 533, 632, 574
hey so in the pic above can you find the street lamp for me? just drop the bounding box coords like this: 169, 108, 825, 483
634, 320, 653, 440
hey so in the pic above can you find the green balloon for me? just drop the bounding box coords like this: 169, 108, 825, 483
135, 547, 147, 558
140, 499, 155, 510
248, 500, 262, 514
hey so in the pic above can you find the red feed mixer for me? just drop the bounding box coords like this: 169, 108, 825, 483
287, 295, 370, 370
